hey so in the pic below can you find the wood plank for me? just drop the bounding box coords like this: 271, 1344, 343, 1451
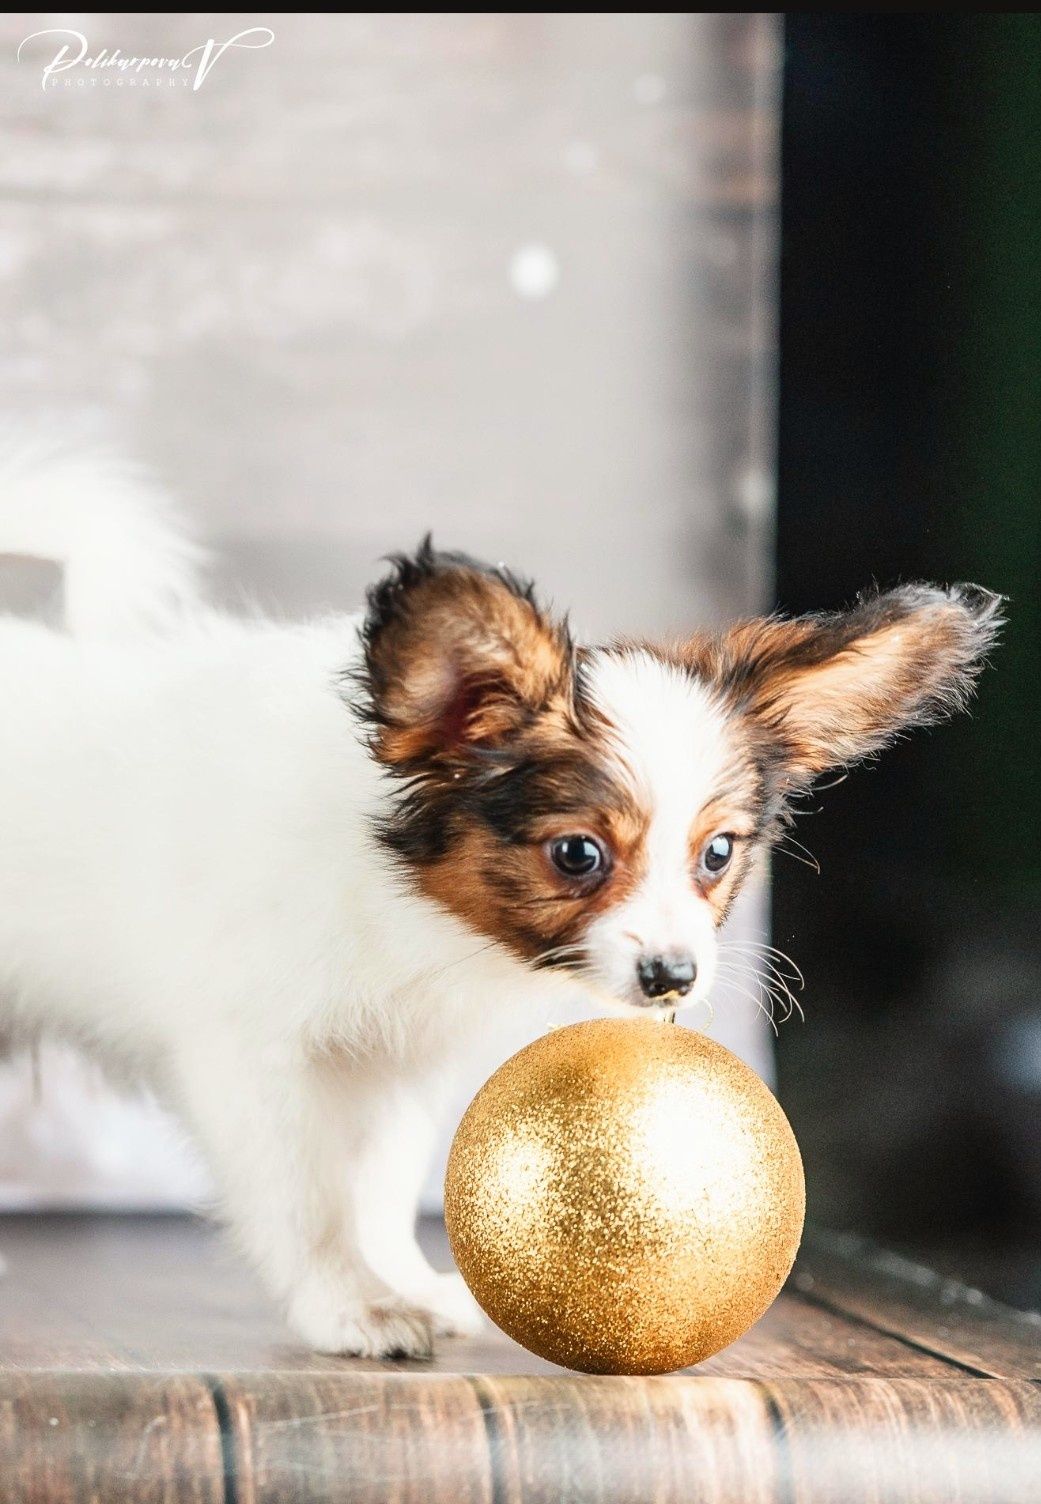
794, 1229, 1041, 1380
759, 1377, 1041, 1504
0, 1214, 959, 1379
211, 1373, 1041, 1504
4, 1368, 1038, 1504
0, 1373, 222, 1504
697, 1292, 956, 1379
217, 1372, 492, 1504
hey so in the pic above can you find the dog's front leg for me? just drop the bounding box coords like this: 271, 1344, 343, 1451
168, 1032, 434, 1359
350, 1072, 484, 1339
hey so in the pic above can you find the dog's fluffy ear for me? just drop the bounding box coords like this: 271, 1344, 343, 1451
695, 583, 1003, 787
355, 538, 573, 767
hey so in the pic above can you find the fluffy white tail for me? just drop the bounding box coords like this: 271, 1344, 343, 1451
0, 436, 204, 638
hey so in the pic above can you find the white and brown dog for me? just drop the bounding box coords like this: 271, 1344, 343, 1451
0, 442, 1000, 1356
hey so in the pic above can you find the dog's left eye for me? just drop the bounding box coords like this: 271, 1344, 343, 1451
549, 835, 606, 879
701, 834, 734, 876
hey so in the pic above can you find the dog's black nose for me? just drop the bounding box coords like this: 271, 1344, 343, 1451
636, 953, 696, 1000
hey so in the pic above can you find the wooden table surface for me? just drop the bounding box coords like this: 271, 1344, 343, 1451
0, 1215, 1039, 1503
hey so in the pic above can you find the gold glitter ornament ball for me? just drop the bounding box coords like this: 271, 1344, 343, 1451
444, 1018, 804, 1374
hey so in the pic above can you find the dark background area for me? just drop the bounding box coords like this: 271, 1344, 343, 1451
775, 14, 1041, 1307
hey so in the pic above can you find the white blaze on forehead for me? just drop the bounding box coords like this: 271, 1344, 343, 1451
584, 649, 734, 835
580, 648, 738, 1002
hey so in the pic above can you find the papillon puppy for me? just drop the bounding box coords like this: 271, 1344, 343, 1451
0, 442, 1000, 1356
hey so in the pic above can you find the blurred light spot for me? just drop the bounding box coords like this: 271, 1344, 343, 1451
563, 140, 599, 175
994, 1015, 1041, 1092
509, 243, 560, 300
734, 466, 775, 525
633, 73, 667, 105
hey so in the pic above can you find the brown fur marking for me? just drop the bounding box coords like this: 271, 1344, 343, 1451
354, 554, 1001, 978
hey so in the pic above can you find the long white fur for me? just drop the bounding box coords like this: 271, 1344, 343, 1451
582, 650, 735, 1005
0, 434, 204, 638
0, 444, 719, 1356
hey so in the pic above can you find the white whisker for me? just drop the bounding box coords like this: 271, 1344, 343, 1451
772, 835, 821, 874
713, 962, 780, 1037
717, 940, 805, 990
714, 948, 805, 1028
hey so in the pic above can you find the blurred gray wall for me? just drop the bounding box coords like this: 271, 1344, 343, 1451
3, 13, 777, 631
0, 13, 781, 1207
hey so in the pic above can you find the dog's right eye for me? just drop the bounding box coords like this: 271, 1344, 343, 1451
548, 835, 606, 880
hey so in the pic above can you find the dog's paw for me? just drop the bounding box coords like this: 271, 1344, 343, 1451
288, 1285, 434, 1360
407, 1272, 485, 1339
